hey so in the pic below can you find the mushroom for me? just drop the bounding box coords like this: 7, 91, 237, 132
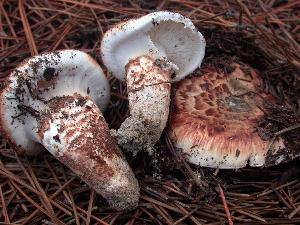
0, 50, 139, 211
101, 11, 206, 154
168, 62, 292, 169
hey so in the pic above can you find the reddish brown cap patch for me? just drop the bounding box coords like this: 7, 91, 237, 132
169, 63, 284, 168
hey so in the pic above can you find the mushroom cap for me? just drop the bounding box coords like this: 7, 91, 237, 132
168, 63, 286, 169
0, 50, 110, 155
101, 11, 206, 81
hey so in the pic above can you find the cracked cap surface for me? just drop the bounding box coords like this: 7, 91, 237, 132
169, 63, 286, 169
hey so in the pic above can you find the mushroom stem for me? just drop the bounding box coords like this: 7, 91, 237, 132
114, 56, 172, 154
38, 94, 139, 211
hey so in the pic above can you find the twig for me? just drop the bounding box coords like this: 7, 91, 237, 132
18, 0, 38, 56
85, 189, 95, 225
218, 184, 234, 225
0, 184, 10, 223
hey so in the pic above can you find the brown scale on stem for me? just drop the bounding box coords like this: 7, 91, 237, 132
37, 94, 140, 211
113, 56, 172, 154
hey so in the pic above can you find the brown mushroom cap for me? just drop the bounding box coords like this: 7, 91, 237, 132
169, 62, 286, 169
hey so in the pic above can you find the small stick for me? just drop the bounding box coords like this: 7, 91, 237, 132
0, 184, 10, 223
151, 203, 174, 225
288, 205, 300, 219
44, 159, 71, 203
257, 180, 298, 197
11, 180, 65, 225
234, 209, 266, 222
21, 177, 75, 225
128, 209, 140, 225
61, 167, 80, 225
19, 0, 38, 56
274, 123, 300, 136
218, 184, 233, 225
85, 189, 95, 225
175, 203, 202, 225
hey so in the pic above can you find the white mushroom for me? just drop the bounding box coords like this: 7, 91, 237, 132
0, 50, 139, 211
168, 62, 294, 169
101, 11, 206, 154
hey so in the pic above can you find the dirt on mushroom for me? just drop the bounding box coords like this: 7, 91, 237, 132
0, 1, 300, 224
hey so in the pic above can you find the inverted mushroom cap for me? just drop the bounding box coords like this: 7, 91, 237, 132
101, 11, 206, 81
169, 63, 286, 169
0, 50, 110, 155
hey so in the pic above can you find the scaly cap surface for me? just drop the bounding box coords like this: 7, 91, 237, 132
169, 63, 286, 169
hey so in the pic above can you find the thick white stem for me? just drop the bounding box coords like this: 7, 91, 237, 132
37, 94, 139, 211
115, 56, 172, 154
